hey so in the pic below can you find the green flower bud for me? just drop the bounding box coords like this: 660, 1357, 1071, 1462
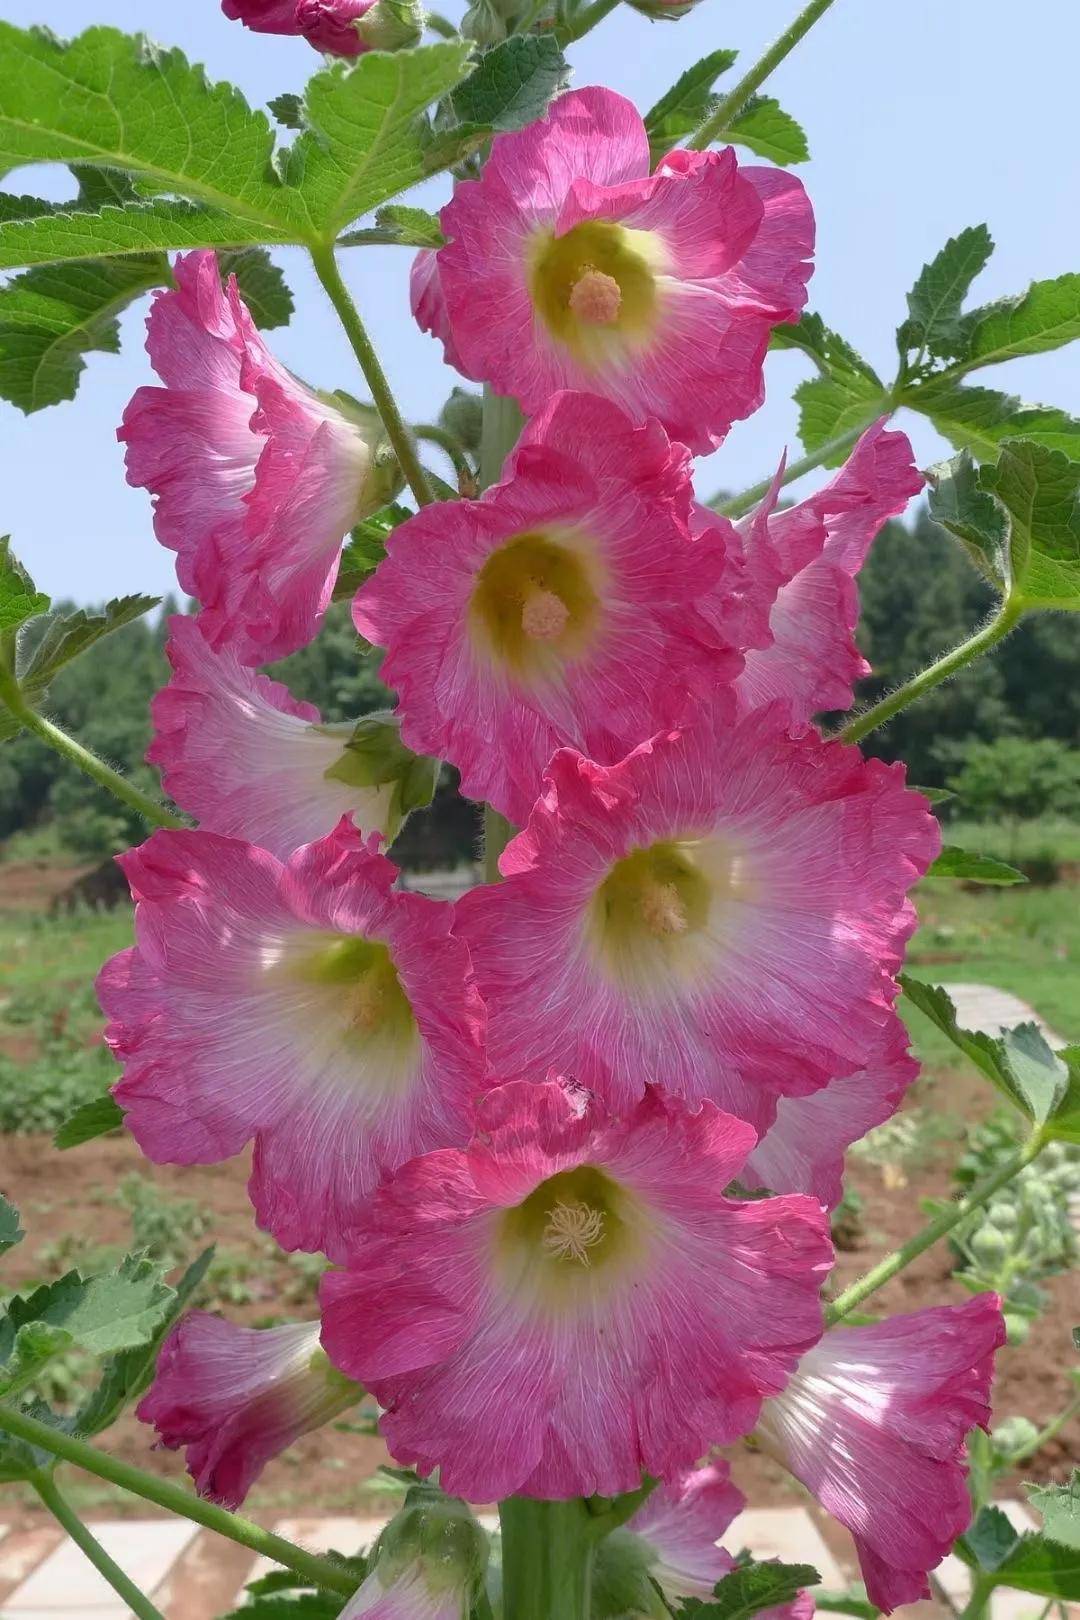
439, 387, 484, 454
355, 0, 425, 49
969, 1223, 1009, 1265
374, 1484, 490, 1596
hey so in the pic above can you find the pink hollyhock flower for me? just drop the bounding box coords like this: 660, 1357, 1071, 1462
97, 823, 485, 1260
743, 1025, 917, 1207
222, 0, 375, 54
137, 1314, 359, 1508
599, 1464, 814, 1619
697, 423, 922, 726
341, 1489, 488, 1618
353, 390, 738, 824
759, 1296, 1006, 1613
148, 616, 437, 861
320, 1079, 832, 1501
120, 251, 400, 665
410, 251, 471, 378
427, 87, 813, 453
454, 709, 939, 1134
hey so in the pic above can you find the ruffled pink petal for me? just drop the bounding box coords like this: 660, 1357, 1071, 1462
759, 1297, 1005, 1613
148, 616, 390, 860
629, 1463, 744, 1597
121, 250, 376, 666
744, 1024, 918, 1207
222, 0, 301, 31
454, 709, 940, 1133
321, 1080, 832, 1502
410, 250, 472, 377
342, 1566, 463, 1620
136, 1313, 356, 1508
432, 89, 814, 451
97, 822, 486, 1261
296, 0, 374, 52
735, 424, 923, 723
354, 391, 738, 824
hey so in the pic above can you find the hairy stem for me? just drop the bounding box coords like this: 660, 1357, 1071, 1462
309, 242, 435, 509
826, 1129, 1048, 1324
0, 667, 182, 830
688, 0, 841, 149
0, 1406, 358, 1597
709, 414, 886, 519
836, 599, 1024, 746
414, 423, 477, 492
556, 0, 621, 44
478, 386, 525, 882
32, 1472, 165, 1620
957, 1573, 997, 1620
500, 1498, 596, 1620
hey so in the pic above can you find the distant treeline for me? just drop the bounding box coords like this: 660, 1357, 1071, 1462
3, 504, 1079, 865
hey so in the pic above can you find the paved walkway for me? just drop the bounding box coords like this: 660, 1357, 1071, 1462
941, 982, 1065, 1049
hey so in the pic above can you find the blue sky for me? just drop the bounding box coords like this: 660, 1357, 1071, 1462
2, 0, 1079, 603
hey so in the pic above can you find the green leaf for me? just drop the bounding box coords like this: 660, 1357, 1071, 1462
54, 1093, 125, 1151
1028, 1472, 1080, 1552
218, 248, 293, 329
1045, 1047, 1080, 1145
981, 440, 1080, 609
927, 845, 1027, 884
450, 35, 568, 132
0, 1321, 74, 1399
770, 312, 882, 385
926, 450, 1010, 589
286, 41, 475, 236
906, 380, 1080, 465
900, 976, 1068, 1124
0, 25, 292, 239
680, 1562, 820, 1620
76, 1247, 214, 1438
268, 91, 306, 130
898, 225, 993, 359
813, 1593, 879, 1620
221, 1596, 344, 1619
20, 594, 159, 688
334, 503, 412, 599
0, 199, 289, 271
794, 372, 887, 461
984, 1533, 1080, 1600
643, 48, 738, 162
717, 96, 809, 166
0, 1255, 173, 1362
0, 1195, 23, 1256
957, 1505, 1023, 1572
0, 535, 49, 634
966, 274, 1080, 369
912, 785, 955, 805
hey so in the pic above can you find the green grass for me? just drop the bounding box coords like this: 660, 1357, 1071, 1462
904, 876, 1080, 1069
944, 816, 1080, 867
0, 908, 131, 995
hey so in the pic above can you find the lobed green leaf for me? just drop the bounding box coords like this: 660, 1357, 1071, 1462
716, 96, 809, 166
0, 1195, 23, 1256
0, 1254, 173, 1362
1028, 1472, 1080, 1552
450, 34, 568, 133
0, 535, 49, 635
981, 440, 1080, 609
53, 1093, 125, 1151
334, 503, 413, 599
965, 273, 1080, 369
907, 380, 1080, 465
898, 224, 993, 360
643, 48, 738, 162
771, 312, 882, 385
679, 1562, 821, 1620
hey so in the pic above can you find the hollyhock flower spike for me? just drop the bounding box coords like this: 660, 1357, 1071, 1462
744, 1024, 918, 1207
136, 1314, 359, 1508
97, 822, 485, 1260
321, 1078, 832, 1502
222, 0, 375, 54
341, 1488, 488, 1618
354, 390, 740, 824
454, 708, 940, 1133
758, 1296, 1006, 1612
726, 422, 924, 724
425, 87, 813, 453
119, 251, 402, 665
149, 616, 437, 862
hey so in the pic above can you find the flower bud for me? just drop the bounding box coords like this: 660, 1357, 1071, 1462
624, 0, 701, 19
354, 0, 426, 50
991, 1415, 1040, 1459
343, 1486, 489, 1617
439, 388, 484, 454
968, 1222, 1008, 1266
320, 711, 440, 842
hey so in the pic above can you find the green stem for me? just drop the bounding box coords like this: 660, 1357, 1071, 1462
1013, 1392, 1080, 1464
426, 9, 460, 35
957, 1572, 997, 1620
709, 414, 886, 519
478, 387, 525, 881
414, 423, 477, 492
499, 1498, 595, 1620
836, 598, 1024, 746
309, 242, 435, 509
826, 1128, 1048, 1325
688, 0, 841, 149
32, 1472, 165, 1620
0, 1405, 357, 1597
0, 667, 182, 830
556, 0, 621, 44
